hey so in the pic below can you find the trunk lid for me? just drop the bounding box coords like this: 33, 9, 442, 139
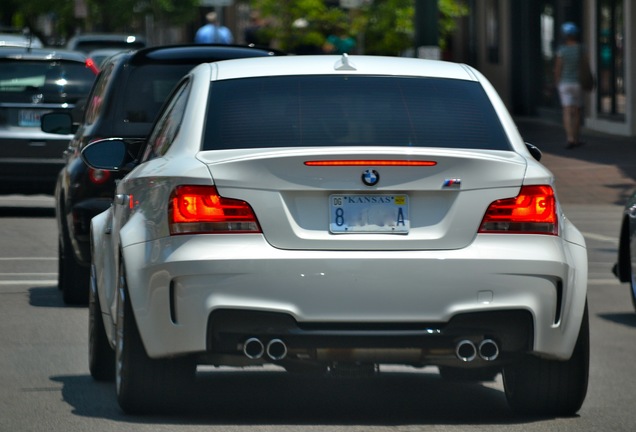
197, 147, 527, 251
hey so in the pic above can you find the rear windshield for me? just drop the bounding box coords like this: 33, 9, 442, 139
0, 60, 95, 103
203, 75, 511, 151
71, 40, 145, 54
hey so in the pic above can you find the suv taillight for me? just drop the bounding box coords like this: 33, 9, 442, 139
169, 185, 261, 235
88, 167, 111, 185
85, 58, 99, 75
478, 185, 558, 235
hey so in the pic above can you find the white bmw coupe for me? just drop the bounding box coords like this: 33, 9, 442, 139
83, 54, 589, 415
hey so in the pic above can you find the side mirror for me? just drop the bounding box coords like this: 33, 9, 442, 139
81, 138, 128, 171
525, 142, 542, 162
41, 112, 74, 135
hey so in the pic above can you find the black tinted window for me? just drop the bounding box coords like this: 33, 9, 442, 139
0, 60, 95, 103
204, 76, 511, 151
143, 79, 191, 162
119, 64, 197, 124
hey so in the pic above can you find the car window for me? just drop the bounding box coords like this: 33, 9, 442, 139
142, 78, 191, 162
71, 40, 145, 54
120, 64, 198, 125
84, 62, 115, 125
204, 75, 512, 151
0, 59, 95, 104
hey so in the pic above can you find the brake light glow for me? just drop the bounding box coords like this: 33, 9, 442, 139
88, 167, 111, 185
169, 185, 261, 235
304, 160, 437, 166
86, 58, 99, 75
479, 185, 558, 235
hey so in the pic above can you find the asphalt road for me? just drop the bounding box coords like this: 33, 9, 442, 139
1, 190, 635, 431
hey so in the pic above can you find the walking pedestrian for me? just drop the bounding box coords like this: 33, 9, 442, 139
554, 22, 587, 149
195, 12, 234, 45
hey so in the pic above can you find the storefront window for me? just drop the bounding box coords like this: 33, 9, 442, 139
540, 2, 557, 107
597, 0, 625, 118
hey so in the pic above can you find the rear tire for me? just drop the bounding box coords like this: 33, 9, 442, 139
115, 260, 195, 414
503, 302, 589, 416
59, 225, 90, 305
88, 270, 115, 381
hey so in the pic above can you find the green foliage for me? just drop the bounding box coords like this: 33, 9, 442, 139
2, 0, 469, 53
438, 0, 469, 50
1, 0, 198, 39
250, 0, 469, 56
362, 0, 415, 55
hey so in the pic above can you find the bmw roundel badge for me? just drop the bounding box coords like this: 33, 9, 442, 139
362, 169, 380, 186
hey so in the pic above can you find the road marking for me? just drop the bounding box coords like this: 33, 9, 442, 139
588, 279, 621, 285
0, 280, 57, 285
582, 232, 619, 244
0, 257, 56, 261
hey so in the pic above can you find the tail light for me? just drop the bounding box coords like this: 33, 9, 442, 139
169, 185, 261, 235
479, 185, 558, 235
86, 58, 99, 75
88, 167, 111, 185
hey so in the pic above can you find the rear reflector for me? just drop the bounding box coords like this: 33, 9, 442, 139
169, 185, 261, 235
479, 185, 558, 235
304, 160, 437, 166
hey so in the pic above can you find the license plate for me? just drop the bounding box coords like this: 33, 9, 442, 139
18, 109, 45, 127
329, 194, 409, 234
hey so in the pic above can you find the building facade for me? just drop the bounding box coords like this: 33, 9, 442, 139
450, 0, 634, 137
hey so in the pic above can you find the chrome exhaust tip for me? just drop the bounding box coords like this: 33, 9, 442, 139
243, 337, 265, 359
266, 339, 287, 360
455, 340, 477, 362
478, 339, 499, 361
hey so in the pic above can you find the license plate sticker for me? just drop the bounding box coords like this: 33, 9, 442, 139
329, 194, 409, 234
18, 109, 45, 127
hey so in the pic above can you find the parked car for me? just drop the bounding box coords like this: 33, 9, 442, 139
41, 44, 284, 305
82, 54, 589, 415
613, 192, 636, 309
0, 47, 97, 194
0, 32, 44, 48
65, 33, 146, 54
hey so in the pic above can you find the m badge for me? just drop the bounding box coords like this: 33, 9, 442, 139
443, 178, 462, 188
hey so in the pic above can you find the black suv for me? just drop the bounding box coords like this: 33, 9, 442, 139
0, 47, 97, 194
42, 44, 283, 304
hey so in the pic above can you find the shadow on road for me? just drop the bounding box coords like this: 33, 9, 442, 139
51, 369, 553, 426
0, 206, 55, 218
598, 312, 636, 329
29, 286, 72, 308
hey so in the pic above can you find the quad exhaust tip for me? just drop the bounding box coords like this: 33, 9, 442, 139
266, 339, 288, 360
455, 339, 499, 362
243, 337, 288, 360
243, 337, 265, 359
456, 340, 477, 362
478, 339, 499, 361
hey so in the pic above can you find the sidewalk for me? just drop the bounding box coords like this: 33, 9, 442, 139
514, 117, 636, 206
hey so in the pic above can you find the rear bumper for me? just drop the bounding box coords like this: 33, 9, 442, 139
0, 159, 63, 194
120, 233, 587, 363
206, 308, 533, 367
